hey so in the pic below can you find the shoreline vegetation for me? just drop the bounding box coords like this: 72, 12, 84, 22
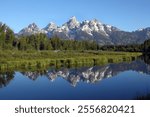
0, 23, 149, 71
0, 50, 142, 70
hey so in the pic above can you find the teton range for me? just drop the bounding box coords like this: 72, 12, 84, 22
1, 16, 150, 45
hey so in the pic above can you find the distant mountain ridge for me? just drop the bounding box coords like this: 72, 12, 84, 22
17, 17, 150, 45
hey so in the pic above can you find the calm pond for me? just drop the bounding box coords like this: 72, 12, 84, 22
0, 55, 150, 100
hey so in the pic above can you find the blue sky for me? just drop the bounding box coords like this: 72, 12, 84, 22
0, 0, 149, 32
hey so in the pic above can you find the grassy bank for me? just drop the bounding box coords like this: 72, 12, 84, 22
0, 50, 142, 70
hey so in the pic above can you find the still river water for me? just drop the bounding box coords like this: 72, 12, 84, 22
0, 55, 150, 100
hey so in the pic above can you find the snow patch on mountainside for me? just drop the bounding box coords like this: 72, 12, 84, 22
18, 17, 150, 45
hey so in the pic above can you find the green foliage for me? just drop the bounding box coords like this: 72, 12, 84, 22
100, 44, 143, 52
0, 29, 101, 51
0, 33, 98, 51
0, 23, 145, 72
0, 50, 142, 70
0, 23, 148, 52
0, 23, 15, 49
100, 39, 150, 53
143, 39, 150, 53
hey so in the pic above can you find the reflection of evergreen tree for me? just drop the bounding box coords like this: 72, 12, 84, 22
0, 71, 15, 88
144, 39, 150, 53
143, 54, 150, 65
135, 93, 150, 100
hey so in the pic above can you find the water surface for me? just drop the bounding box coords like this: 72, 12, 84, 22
0, 56, 150, 100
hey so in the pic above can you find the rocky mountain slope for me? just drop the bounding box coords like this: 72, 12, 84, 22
18, 17, 150, 45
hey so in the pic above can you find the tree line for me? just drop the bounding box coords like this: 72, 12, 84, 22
0, 23, 150, 52
143, 39, 150, 53
15, 34, 100, 51
0, 23, 100, 51
100, 44, 143, 52
0, 23, 15, 49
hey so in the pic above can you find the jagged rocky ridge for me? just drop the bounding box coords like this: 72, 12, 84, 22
18, 16, 150, 45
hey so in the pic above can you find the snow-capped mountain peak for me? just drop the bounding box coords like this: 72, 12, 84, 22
90, 19, 102, 25
69, 16, 79, 23
137, 28, 144, 31
70, 16, 77, 21
18, 17, 150, 45
19, 23, 44, 35
89, 19, 103, 31
28, 23, 38, 29
44, 22, 57, 31
64, 16, 80, 29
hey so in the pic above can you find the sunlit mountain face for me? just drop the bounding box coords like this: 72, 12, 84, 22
18, 17, 150, 45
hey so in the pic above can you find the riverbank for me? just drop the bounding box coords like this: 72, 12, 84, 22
0, 50, 142, 70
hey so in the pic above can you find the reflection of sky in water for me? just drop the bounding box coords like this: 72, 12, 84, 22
0, 59, 150, 100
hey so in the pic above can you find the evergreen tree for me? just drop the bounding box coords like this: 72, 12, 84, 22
144, 39, 150, 53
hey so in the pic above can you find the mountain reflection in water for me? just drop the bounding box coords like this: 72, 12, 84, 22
21, 59, 150, 87
0, 55, 150, 100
